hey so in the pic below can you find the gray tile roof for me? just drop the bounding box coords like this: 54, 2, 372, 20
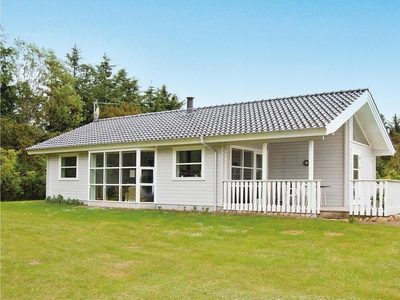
27, 88, 368, 151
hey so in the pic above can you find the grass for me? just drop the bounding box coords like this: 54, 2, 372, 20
1, 201, 400, 300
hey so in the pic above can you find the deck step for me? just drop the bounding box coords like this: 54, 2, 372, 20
320, 210, 349, 219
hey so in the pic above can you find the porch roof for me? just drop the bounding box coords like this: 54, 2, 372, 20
27, 88, 382, 152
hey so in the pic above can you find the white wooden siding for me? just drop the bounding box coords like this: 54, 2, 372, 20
268, 126, 346, 207
156, 144, 222, 207
47, 152, 89, 200
352, 142, 375, 179
314, 126, 345, 207
268, 142, 308, 180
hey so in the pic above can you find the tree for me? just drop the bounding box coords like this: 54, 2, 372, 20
42, 52, 83, 132
0, 148, 23, 200
377, 114, 400, 179
99, 102, 141, 119
142, 84, 183, 113
0, 32, 17, 118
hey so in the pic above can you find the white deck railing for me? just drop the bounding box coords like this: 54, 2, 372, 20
222, 180, 321, 214
350, 180, 400, 216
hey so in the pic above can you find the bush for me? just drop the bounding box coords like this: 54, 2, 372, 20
45, 194, 82, 205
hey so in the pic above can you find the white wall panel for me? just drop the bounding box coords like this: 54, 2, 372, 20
156, 144, 221, 207
47, 152, 89, 200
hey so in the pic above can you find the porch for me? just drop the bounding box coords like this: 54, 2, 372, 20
222, 180, 321, 215
350, 180, 400, 217
222, 179, 400, 217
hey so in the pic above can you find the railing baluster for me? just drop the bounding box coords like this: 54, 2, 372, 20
378, 182, 384, 216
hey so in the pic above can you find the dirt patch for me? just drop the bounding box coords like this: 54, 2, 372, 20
283, 230, 304, 235
28, 260, 41, 266
324, 232, 343, 237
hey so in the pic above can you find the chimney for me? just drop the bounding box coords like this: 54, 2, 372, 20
186, 97, 194, 114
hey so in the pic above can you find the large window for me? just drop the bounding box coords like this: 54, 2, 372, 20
174, 148, 203, 179
231, 148, 262, 180
90, 150, 155, 202
60, 155, 78, 179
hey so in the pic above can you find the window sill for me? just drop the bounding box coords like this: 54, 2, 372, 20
173, 177, 205, 181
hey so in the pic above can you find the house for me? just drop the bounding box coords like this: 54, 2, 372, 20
27, 88, 399, 217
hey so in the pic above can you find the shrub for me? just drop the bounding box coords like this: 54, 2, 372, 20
45, 194, 82, 205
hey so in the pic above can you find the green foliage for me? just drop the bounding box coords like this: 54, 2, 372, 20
377, 115, 400, 179
45, 194, 82, 205
99, 102, 141, 119
0, 147, 46, 201
142, 84, 184, 113
0, 148, 23, 200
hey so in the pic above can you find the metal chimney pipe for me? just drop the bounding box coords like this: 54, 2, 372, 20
186, 97, 194, 114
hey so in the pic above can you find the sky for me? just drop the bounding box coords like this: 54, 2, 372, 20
2, 0, 399, 119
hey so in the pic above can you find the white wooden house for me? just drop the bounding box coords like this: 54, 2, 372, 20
27, 89, 399, 217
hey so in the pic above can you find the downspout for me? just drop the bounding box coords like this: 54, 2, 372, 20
200, 136, 217, 212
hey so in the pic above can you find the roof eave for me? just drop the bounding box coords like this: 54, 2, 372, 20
27, 127, 328, 154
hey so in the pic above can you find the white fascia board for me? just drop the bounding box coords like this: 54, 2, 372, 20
27, 128, 327, 155
366, 92, 395, 155
325, 92, 369, 135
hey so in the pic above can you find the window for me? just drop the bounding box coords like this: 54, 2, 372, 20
89, 150, 155, 202
353, 154, 360, 180
174, 148, 203, 179
231, 148, 262, 180
60, 155, 78, 179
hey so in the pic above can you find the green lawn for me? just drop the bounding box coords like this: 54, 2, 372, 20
1, 201, 400, 300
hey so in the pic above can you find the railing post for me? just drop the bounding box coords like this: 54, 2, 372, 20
265, 181, 270, 213
316, 181, 321, 214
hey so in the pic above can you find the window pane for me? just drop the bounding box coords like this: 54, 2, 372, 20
244, 151, 253, 168
231, 167, 242, 180
140, 186, 154, 202
122, 168, 136, 184
62, 168, 76, 178
141, 151, 155, 167
353, 170, 359, 180
106, 153, 119, 167
256, 154, 262, 169
122, 152, 136, 167
123, 186, 136, 201
353, 155, 359, 169
91, 153, 103, 168
62, 156, 77, 167
105, 186, 119, 201
106, 169, 119, 184
256, 170, 262, 180
177, 150, 201, 163
90, 169, 103, 184
177, 164, 201, 177
244, 168, 253, 180
141, 169, 153, 183
90, 185, 103, 200
232, 149, 242, 167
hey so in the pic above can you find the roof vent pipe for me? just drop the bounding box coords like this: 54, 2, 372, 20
186, 97, 194, 114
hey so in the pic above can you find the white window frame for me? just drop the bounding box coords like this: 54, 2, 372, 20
59, 154, 79, 180
88, 148, 156, 202
172, 146, 205, 180
230, 146, 262, 180
352, 151, 361, 180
